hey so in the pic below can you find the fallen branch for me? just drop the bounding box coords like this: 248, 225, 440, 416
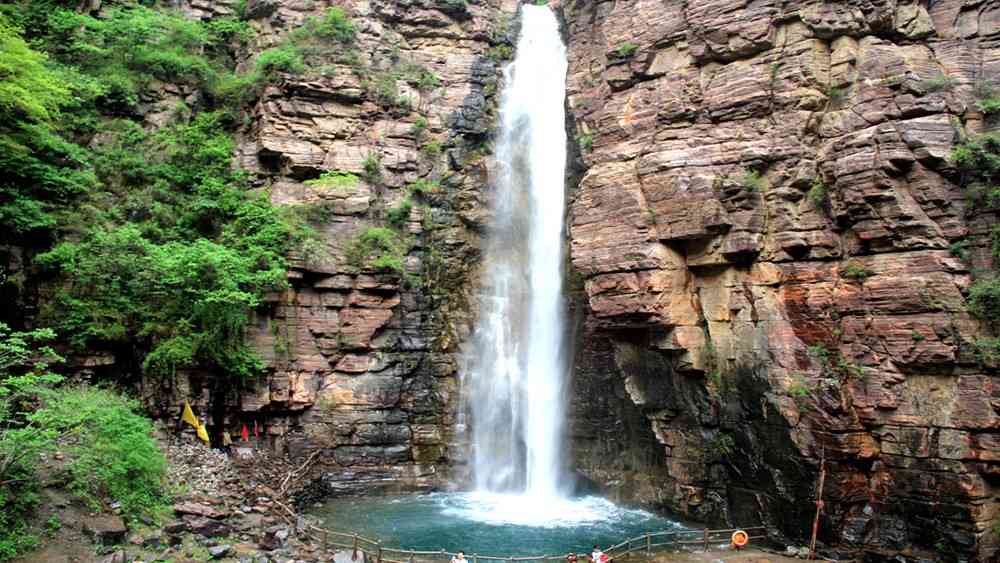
279, 450, 321, 495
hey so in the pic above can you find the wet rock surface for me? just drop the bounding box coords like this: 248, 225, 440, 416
558, 0, 999, 560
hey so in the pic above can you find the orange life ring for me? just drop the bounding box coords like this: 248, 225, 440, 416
731, 530, 749, 548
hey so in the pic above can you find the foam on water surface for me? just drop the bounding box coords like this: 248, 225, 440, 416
311, 493, 686, 556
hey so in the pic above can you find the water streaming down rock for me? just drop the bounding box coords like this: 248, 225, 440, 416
462, 5, 569, 499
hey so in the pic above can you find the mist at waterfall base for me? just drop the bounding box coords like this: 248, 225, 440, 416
310, 6, 685, 553
310, 492, 685, 556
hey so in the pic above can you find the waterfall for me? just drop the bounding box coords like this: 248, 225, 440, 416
463, 5, 568, 500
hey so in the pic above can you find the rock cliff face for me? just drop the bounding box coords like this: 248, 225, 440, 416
144, 0, 513, 495
41, 0, 1000, 559
558, 0, 999, 560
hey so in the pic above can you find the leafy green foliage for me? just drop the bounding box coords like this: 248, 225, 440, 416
920, 74, 956, 93
387, 197, 414, 227
577, 133, 593, 152
31, 387, 168, 520
974, 78, 999, 116
487, 44, 513, 63
0, 15, 95, 238
412, 116, 428, 136
841, 260, 872, 281
422, 141, 443, 159
950, 240, 970, 261
808, 180, 829, 209
967, 277, 1000, 329
399, 62, 440, 92
788, 374, 812, 399
739, 169, 766, 192
705, 432, 735, 461
363, 153, 383, 183
951, 133, 1000, 205
408, 178, 440, 195
0, 324, 62, 560
615, 42, 638, 58
346, 227, 409, 275
37, 112, 300, 379
305, 171, 359, 191
950, 132, 1000, 340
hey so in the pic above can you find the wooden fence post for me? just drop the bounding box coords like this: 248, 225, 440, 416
473, 553, 478, 563
645, 533, 651, 555
702, 528, 709, 551
353, 534, 359, 561
409, 552, 415, 563
322, 529, 328, 551
377, 541, 383, 563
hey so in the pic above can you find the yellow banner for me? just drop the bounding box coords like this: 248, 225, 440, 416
181, 401, 199, 429
196, 422, 210, 444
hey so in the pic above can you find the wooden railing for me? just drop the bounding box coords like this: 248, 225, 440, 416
299, 525, 769, 563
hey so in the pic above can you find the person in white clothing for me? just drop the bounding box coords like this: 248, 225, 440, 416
451, 551, 467, 563
591, 546, 605, 563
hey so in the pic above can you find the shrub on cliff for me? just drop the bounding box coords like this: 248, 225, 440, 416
0, 324, 168, 560
952, 133, 1000, 347
0, 323, 62, 560
31, 387, 168, 519
36, 111, 303, 379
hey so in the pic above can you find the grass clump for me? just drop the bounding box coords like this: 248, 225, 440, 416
387, 197, 414, 227
739, 169, 766, 192
951, 133, 1000, 204
974, 78, 999, 116
363, 153, 383, 183
408, 178, 441, 195
346, 227, 409, 275
921, 73, 957, 93
841, 259, 873, 281
808, 179, 829, 208
615, 42, 638, 58
305, 171, 358, 191
422, 140, 443, 159
487, 44, 514, 63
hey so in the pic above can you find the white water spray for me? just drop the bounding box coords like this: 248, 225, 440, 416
463, 5, 568, 500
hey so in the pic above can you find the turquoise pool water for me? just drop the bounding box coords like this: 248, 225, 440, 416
309, 492, 687, 557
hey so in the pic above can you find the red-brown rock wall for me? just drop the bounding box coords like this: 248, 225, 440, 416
559, 0, 999, 559
137, 0, 514, 496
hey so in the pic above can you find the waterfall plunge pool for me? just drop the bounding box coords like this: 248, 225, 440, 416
308, 492, 687, 557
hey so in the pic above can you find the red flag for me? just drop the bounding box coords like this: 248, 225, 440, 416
241, 424, 249, 442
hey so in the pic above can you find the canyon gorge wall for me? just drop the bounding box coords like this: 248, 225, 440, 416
136, 0, 517, 495
23, 0, 998, 560
559, 0, 999, 560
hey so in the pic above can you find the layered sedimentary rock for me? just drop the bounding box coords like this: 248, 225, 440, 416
558, 0, 999, 559
140, 0, 512, 495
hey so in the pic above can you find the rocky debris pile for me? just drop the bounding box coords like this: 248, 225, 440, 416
102, 436, 338, 562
